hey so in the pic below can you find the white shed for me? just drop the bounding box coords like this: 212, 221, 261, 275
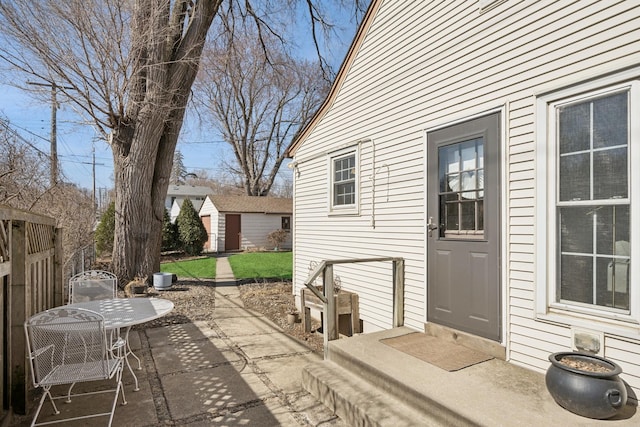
165, 185, 211, 211
199, 195, 292, 252
169, 198, 204, 223
288, 0, 640, 396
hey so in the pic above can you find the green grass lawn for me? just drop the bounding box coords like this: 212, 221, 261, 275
228, 251, 292, 280
160, 252, 292, 280
160, 256, 217, 279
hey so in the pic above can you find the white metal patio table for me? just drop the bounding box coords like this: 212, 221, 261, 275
66, 297, 174, 391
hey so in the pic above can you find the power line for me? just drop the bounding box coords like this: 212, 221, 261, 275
3, 121, 50, 143
58, 156, 111, 165
180, 139, 227, 145
0, 118, 49, 156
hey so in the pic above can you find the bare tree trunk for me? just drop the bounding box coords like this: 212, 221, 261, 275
111, 0, 220, 283
111, 109, 190, 282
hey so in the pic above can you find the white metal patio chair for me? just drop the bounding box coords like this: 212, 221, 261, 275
68, 270, 143, 388
68, 270, 117, 303
24, 307, 127, 427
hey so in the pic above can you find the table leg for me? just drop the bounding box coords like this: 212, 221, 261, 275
124, 326, 142, 370
122, 327, 140, 391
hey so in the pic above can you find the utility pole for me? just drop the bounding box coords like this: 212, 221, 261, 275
27, 81, 74, 185
81, 139, 105, 218
93, 145, 96, 214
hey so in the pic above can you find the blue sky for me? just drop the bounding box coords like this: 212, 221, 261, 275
0, 6, 361, 191
0, 84, 112, 188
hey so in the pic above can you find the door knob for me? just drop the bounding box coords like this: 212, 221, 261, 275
427, 216, 438, 237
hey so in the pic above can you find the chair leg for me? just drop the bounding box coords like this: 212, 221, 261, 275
118, 363, 127, 406
65, 382, 76, 403
113, 338, 128, 406
31, 386, 59, 427
106, 360, 127, 426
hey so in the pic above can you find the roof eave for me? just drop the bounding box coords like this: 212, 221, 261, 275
287, 0, 384, 157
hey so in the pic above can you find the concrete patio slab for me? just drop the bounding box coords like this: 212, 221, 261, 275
256, 353, 323, 395
231, 330, 313, 360
151, 338, 242, 375
29, 379, 156, 427
213, 398, 301, 427
214, 314, 284, 336
160, 364, 275, 420
186, 399, 298, 427
145, 321, 219, 347
212, 306, 261, 318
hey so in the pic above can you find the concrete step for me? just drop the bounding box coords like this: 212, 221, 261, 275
302, 327, 640, 427
326, 330, 472, 426
302, 328, 473, 427
302, 361, 444, 426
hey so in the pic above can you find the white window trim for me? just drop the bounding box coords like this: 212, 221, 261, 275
535, 73, 640, 336
328, 145, 360, 216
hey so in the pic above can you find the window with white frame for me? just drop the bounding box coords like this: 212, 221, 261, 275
538, 77, 639, 324
329, 148, 358, 213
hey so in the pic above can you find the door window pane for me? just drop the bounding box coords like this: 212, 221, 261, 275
438, 137, 484, 239
460, 201, 476, 230
441, 194, 459, 232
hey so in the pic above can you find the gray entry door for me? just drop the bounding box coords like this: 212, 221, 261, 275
426, 113, 501, 341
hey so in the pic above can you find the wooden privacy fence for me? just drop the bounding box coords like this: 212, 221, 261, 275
0, 205, 63, 418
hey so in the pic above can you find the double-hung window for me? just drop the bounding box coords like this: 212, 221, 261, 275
538, 76, 640, 326
329, 148, 358, 214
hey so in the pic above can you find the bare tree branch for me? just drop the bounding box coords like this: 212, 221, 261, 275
194, 26, 329, 196
0, 0, 365, 282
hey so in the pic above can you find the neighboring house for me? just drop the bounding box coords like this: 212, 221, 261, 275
199, 195, 292, 252
288, 0, 640, 395
169, 198, 205, 223
164, 185, 211, 212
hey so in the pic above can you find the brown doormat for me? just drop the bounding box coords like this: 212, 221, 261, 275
380, 333, 493, 371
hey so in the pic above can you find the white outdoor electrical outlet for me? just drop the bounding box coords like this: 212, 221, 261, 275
571, 328, 604, 356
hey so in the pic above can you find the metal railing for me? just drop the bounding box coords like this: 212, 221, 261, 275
303, 257, 405, 357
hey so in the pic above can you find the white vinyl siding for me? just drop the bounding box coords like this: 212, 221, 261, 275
199, 197, 291, 251
291, 0, 640, 392
240, 213, 292, 250
169, 201, 181, 223
198, 198, 221, 252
